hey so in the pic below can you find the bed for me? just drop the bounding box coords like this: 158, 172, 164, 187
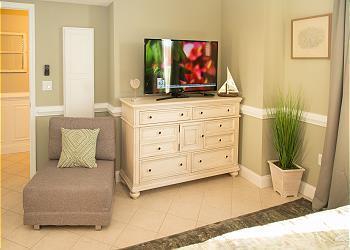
180, 205, 350, 249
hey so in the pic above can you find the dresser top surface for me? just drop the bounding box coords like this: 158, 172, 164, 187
120, 95, 242, 108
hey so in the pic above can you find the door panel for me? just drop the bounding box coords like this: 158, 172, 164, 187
180, 123, 203, 152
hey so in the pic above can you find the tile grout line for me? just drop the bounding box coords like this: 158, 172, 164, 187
156, 186, 181, 237
111, 193, 142, 247
1, 236, 30, 249
194, 186, 207, 228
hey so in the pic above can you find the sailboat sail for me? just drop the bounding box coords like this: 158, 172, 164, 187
218, 67, 239, 97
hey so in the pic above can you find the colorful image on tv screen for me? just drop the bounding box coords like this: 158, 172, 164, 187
144, 39, 218, 94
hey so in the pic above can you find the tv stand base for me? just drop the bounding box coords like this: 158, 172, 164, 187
156, 93, 189, 101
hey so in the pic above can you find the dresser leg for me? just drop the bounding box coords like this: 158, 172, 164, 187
229, 171, 239, 177
129, 191, 140, 199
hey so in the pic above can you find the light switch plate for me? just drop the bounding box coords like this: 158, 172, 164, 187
42, 80, 53, 91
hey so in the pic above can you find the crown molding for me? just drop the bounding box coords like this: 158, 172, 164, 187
240, 104, 327, 127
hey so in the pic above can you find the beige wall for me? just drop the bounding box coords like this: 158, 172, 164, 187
0, 9, 29, 93
281, 0, 333, 186
283, 0, 333, 115
239, 116, 263, 175
17, 0, 331, 188
110, 0, 222, 106
35, 0, 110, 106
221, 0, 265, 108
222, 0, 332, 186
31, 0, 110, 168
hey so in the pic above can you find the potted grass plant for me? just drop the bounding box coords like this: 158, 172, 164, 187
268, 93, 305, 198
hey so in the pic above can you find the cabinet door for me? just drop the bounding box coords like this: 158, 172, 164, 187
180, 123, 203, 152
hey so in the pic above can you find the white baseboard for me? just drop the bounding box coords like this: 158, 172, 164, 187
239, 164, 315, 200
299, 181, 316, 200
239, 165, 272, 188
115, 165, 316, 200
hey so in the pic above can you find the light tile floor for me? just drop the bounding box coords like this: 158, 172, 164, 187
1, 152, 300, 249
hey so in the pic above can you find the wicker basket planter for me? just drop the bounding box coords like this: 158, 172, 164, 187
268, 160, 305, 198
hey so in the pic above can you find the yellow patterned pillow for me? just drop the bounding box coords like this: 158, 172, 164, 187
57, 128, 100, 168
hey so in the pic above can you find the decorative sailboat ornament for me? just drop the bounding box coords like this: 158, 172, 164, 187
217, 67, 239, 97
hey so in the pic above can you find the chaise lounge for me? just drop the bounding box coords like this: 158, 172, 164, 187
23, 117, 116, 230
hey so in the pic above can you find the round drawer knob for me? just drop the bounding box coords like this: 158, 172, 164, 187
201, 134, 204, 138
180, 113, 184, 116
219, 124, 222, 127
227, 109, 230, 112
149, 115, 153, 119
199, 160, 202, 163
219, 139, 222, 142
158, 131, 162, 135
179, 163, 183, 166
158, 147, 161, 150
148, 169, 152, 172
225, 155, 228, 158
200, 111, 203, 115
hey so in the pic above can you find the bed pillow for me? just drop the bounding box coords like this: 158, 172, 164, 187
57, 128, 100, 168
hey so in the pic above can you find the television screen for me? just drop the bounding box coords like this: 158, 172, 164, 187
144, 39, 218, 94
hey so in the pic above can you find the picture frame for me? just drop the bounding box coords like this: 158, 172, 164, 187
291, 14, 332, 59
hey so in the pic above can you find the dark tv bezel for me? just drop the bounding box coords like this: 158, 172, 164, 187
144, 38, 219, 95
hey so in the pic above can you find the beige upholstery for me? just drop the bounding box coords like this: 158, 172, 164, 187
49, 117, 115, 161
23, 117, 116, 228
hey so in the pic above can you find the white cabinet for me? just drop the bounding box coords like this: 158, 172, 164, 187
1, 93, 30, 154
120, 96, 242, 199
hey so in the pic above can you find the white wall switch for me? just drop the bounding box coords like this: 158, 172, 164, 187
42, 80, 53, 91
318, 154, 322, 166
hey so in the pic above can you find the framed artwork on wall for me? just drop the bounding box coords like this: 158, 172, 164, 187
291, 14, 332, 59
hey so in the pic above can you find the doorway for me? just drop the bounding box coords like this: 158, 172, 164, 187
1, 1, 36, 195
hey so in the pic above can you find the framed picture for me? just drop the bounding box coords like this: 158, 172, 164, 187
291, 14, 332, 59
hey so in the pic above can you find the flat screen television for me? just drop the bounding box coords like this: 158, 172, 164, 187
144, 39, 218, 95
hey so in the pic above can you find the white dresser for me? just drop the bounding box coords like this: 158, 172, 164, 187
120, 96, 242, 198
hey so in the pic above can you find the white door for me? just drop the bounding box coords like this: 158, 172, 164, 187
63, 27, 94, 118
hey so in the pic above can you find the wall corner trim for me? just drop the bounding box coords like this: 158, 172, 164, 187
239, 164, 315, 200
107, 103, 122, 117
240, 104, 327, 127
35, 103, 121, 117
240, 105, 269, 120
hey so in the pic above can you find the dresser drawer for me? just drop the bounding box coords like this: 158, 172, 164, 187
193, 105, 237, 120
140, 155, 189, 182
192, 148, 234, 172
204, 133, 234, 149
139, 109, 191, 125
140, 141, 178, 158
140, 125, 178, 143
204, 119, 235, 134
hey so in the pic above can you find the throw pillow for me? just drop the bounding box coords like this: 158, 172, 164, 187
57, 128, 100, 168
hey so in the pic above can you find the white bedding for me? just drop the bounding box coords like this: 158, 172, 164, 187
180, 205, 350, 250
